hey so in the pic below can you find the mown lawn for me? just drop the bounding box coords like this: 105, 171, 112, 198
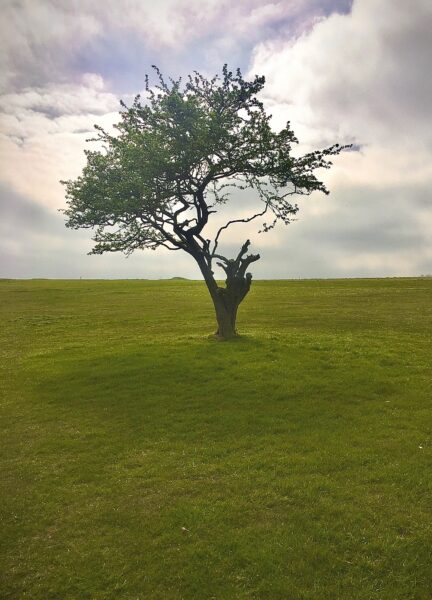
1, 277, 431, 599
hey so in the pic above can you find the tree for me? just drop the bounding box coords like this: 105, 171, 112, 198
63, 66, 346, 339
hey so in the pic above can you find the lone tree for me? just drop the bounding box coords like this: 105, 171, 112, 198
63, 66, 346, 339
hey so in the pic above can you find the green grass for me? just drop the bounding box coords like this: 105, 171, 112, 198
1, 277, 431, 599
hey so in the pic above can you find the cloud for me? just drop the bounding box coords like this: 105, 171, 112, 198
0, 0, 430, 279
0, 74, 121, 208
0, 0, 352, 92
246, 0, 432, 276
215, 180, 431, 279
0, 0, 354, 215
0, 183, 196, 279
251, 0, 432, 150
0, 1, 102, 91
1, 75, 115, 119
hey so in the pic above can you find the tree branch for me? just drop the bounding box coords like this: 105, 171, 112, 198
212, 203, 269, 256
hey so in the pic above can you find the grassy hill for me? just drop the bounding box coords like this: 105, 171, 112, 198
1, 278, 431, 599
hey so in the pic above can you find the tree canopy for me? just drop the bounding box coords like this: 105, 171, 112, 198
63, 65, 346, 338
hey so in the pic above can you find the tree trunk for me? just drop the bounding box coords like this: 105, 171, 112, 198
192, 241, 258, 341
213, 293, 239, 339
212, 273, 253, 339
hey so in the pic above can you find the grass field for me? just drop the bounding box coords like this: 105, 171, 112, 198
1, 277, 431, 599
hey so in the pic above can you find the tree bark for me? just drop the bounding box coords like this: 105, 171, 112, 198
212, 274, 252, 339
213, 297, 238, 339
194, 246, 257, 340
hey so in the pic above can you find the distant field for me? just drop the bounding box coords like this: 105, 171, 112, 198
1, 278, 431, 599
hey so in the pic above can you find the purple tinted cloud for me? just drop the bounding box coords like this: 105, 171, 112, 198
1, 0, 353, 93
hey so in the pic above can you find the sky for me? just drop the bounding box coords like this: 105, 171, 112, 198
1, 0, 431, 279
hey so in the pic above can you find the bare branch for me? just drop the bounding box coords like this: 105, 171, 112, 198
212, 203, 269, 256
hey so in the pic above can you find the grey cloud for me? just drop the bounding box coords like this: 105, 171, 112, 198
245, 0, 432, 277
0, 183, 199, 279
0, 183, 58, 231
299, 185, 431, 252
1, 180, 430, 280
253, 0, 432, 149
1, 80, 118, 120
1, 0, 430, 280
253, 184, 432, 278
1, 0, 352, 94
189, 181, 432, 280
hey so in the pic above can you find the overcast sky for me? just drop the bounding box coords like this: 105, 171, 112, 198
1, 0, 431, 279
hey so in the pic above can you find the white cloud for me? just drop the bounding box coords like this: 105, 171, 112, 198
0, 0, 351, 92
0, 1, 102, 91
0, 0, 431, 278
1, 75, 117, 119
251, 0, 432, 150
247, 0, 432, 276
0, 74, 120, 208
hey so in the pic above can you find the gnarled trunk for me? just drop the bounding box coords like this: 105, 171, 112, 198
213, 300, 237, 339
193, 240, 259, 340
212, 273, 253, 339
